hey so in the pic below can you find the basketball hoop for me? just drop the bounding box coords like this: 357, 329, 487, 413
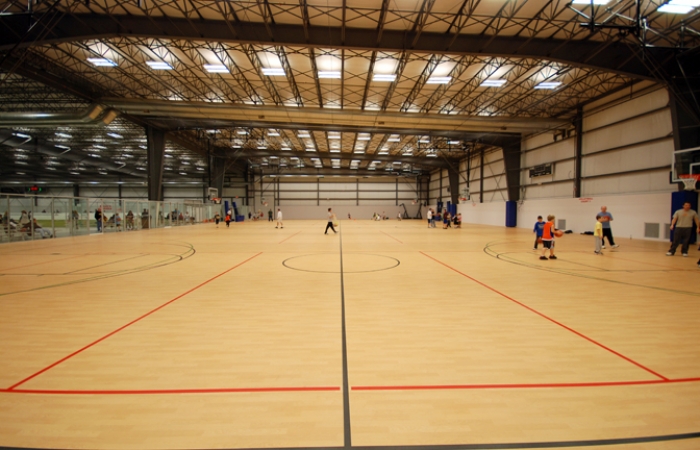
679, 174, 700, 191
211, 197, 221, 204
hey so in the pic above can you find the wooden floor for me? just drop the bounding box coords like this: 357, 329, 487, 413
1, 219, 699, 450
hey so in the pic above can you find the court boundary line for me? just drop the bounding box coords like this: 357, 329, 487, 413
340, 225, 352, 448
380, 231, 403, 244
0, 386, 339, 395
278, 231, 302, 244
352, 377, 700, 391
420, 251, 669, 381
5, 252, 263, 391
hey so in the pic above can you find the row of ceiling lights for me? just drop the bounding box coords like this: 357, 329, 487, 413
86, 58, 563, 90
572, 0, 700, 13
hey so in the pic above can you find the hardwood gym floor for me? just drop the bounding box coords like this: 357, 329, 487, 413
0, 219, 699, 450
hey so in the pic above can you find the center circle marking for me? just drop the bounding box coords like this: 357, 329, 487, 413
283, 253, 400, 273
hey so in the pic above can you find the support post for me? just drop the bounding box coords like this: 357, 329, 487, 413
574, 108, 583, 198
146, 126, 165, 201
479, 149, 484, 203
209, 155, 226, 202
501, 136, 522, 202
447, 164, 460, 205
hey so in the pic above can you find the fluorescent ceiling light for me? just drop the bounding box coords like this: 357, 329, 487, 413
147, 61, 173, 70
204, 64, 229, 73
330, 149, 341, 153
571, 0, 609, 3
318, 71, 341, 79
358, 135, 371, 141
426, 76, 452, 84
328, 135, 341, 140
236, 130, 247, 135
426, 153, 438, 158
671, 0, 700, 5
179, 172, 188, 175
387, 137, 400, 142
658, 3, 694, 12
378, 151, 389, 155
298, 132, 311, 138
535, 81, 563, 89
88, 153, 101, 158
55, 132, 72, 138
373, 74, 397, 82
93, 144, 107, 149
480, 79, 507, 87
16, 172, 26, 175
87, 58, 117, 67
262, 68, 285, 76
448, 140, 461, 145
107, 132, 123, 138
257, 145, 267, 149
55, 145, 71, 150
13, 132, 31, 138
268, 131, 280, 136
281, 146, 291, 150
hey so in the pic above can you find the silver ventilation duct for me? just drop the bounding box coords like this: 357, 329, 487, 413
0, 105, 119, 127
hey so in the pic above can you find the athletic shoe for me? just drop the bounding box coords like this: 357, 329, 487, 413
683, 253, 688, 257
533, 248, 537, 251
539, 256, 548, 260
601, 245, 606, 249
549, 255, 558, 259
666, 252, 674, 256
612, 244, 619, 248
594, 251, 603, 255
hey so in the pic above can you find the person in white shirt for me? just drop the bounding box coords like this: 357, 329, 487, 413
325, 208, 337, 234
426, 209, 432, 228
276, 209, 283, 229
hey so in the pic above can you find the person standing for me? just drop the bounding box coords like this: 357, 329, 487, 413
214, 213, 221, 228
276, 208, 283, 229
426, 208, 432, 228
539, 214, 558, 260
95, 208, 103, 232
594, 215, 604, 255
533, 215, 545, 250
597, 206, 618, 249
268, 209, 273, 221
667, 202, 700, 257
325, 208, 337, 234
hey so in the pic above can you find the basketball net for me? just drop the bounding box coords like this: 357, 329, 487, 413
679, 174, 700, 191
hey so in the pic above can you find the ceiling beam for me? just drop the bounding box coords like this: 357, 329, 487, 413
104, 98, 560, 134
0, 13, 679, 79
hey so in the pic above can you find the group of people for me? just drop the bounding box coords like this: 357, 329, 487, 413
532, 203, 700, 268
426, 208, 461, 229
2, 210, 53, 238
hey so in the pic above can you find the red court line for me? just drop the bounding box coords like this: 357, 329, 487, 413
6, 252, 263, 391
420, 251, 669, 381
278, 231, 302, 244
381, 231, 403, 244
1, 386, 339, 395
352, 377, 700, 391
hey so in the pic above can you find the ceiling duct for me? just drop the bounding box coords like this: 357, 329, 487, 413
0, 104, 119, 127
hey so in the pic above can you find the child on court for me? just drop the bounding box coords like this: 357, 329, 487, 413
214, 213, 221, 228
539, 214, 557, 260
533, 215, 544, 250
225, 213, 231, 228
594, 215, 604, 255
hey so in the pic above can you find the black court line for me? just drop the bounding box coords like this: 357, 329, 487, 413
6, 431, 700, 450
339, 226, 352, 448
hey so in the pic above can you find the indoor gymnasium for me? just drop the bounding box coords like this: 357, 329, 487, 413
1, 0, 700, 449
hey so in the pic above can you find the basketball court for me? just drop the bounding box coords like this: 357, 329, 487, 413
1, 219, 699, 449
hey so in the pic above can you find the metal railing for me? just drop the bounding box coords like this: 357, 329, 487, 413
1, 193, 219, 243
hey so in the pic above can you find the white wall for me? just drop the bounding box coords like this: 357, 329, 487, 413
274, 204, 422, 220
457, 192, 689, 241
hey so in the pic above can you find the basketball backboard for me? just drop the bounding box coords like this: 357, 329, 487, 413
672, 147, 700, 190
